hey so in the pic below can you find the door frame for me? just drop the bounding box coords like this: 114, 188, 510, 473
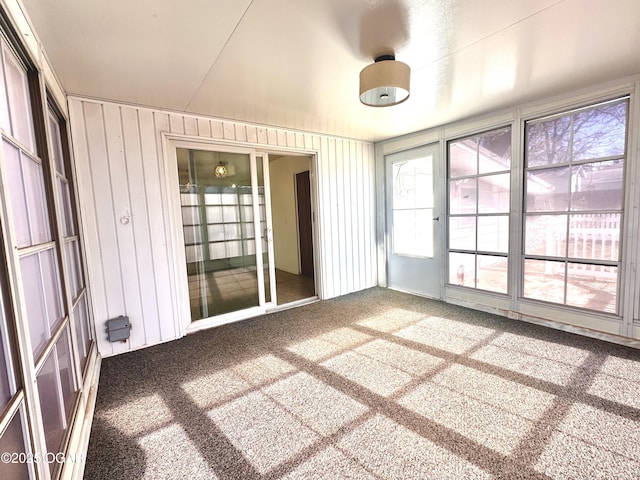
162, 135, 321, 335
296, 170, 314, 278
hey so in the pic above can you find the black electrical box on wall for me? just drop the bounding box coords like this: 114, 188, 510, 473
106, 316, 131, 342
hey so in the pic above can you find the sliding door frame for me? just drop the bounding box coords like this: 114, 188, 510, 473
163, 134, 321, 336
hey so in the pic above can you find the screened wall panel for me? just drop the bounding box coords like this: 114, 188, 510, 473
523, 98, 628, 315
69, 97, 377, 356
447, 127, 512, 294
0, 7, 98, 477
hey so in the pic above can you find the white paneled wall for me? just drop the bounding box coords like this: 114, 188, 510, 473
68, 97, 376, 356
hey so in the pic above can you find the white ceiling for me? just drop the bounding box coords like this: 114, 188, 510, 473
20, 0, 640, 142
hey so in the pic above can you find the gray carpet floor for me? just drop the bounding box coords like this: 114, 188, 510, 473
84, 287, 640, 479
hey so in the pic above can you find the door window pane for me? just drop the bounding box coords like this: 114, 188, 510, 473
2, 44, 35, 152
449, 216, 476, 251
56, 327, 76, 416
177, 149, 260, 320
58, 178, 75, 237
0, 50, 10, 131
0, 411, 30, 480
223, 206, 240, 223
478, 173, 510, 213
181, 206, 200, 225
2, 140, 29, 246
207, 224, 224, 242
392, 156, 434, 258
47, 110, 65, 175
568, 214, 620, 261
449, 139, 477, 178
36, 351, 66, 455
0, 330, 12, 409
573, 101, 627, 160
523, 259, 566, 304
41, 249, 64, 333
22, 153, 51, 245
566, 264, 617, 313
524, 215, 567, 257
183, 225, 202, 244
449, 252, 475, 288
449, 178, 477, 214
3, 140, 52, 248
477, 255, 508, 293
20, 249, 64, 357
204, 206, 222, 223
392, 158, 433, 209
526, 166, 570, 212
478, 127, 511, 174
478, 216, 509, 254
73, 296, 90, 367
526, 116, 570, 167
570, 160, 624, 211
65, 240, 84, 301
393, 209, 434, 257
20, 254, 48, 357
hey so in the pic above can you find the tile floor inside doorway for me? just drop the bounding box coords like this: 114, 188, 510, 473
189, 268, 316, 319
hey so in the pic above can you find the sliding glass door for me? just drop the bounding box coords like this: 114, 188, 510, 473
175, 145, 276, 322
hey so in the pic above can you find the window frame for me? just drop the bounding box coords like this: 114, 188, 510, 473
446, 125, 513, 295
0, 11, 96, 478
521, 96, 629, 315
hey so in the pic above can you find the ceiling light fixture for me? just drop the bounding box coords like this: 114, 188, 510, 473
359, 54, 410, 107
214, 162, 228, 178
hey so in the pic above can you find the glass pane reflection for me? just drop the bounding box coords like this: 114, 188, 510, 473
177, 149, 260, 320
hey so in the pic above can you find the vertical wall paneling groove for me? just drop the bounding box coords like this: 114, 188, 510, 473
235, 124, 247, 142
335, 138, 346, 294
341, 140, 354, 293
327, 137, 340, 297
223, 122, 235, 139
139, 109, 175, 342
247, 125, 258, 144
184, 116, 198, 136
212, 120, 224, 139
197, 118, 211, 138
374, 143, 387, 287
151, 111, 179, 341
351, 142, 367, 284
366, 141, 376, 286
120, 108, 158, 345
102, 104, 144, 355
627, 81, 640, 335
355, 140, 364, 290
169, 113, 184, 134
336, 137, 347, 295
85, 102, 126, 355
69, 101, 112, 355
68, 97, 376, 355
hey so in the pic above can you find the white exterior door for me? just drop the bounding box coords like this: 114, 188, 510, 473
386, 144, 443, 298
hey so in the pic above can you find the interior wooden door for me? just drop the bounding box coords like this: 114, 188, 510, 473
296, 170, 314, 278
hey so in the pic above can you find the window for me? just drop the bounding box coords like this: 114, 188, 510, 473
447, 127, 511, 293
0, 22, 94, 479
48, 104, 92, 368
523, 98, 628, 314
391, 156, 434, 257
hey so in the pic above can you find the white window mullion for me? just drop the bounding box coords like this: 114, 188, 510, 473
0, 216, 52, 480
44, 97, 84, 388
